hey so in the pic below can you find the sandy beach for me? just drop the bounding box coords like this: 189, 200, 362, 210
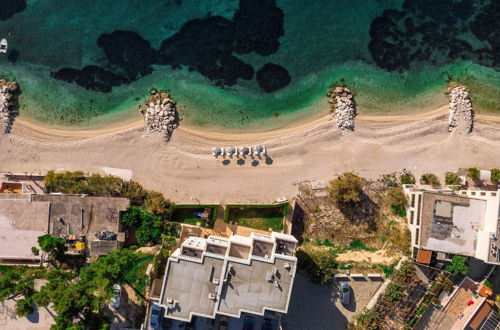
1, 105, 500, 203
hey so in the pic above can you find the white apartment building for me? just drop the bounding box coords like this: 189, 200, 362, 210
403, 184, 500, 264
158, 231, 298, 322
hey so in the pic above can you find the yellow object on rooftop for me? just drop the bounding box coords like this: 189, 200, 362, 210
75, 242, 85, 251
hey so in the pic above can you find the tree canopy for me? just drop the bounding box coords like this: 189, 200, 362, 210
419, 173, 440, 187
44, 171, 172, 219
37, 234, 67, 264
446, 255, 468, 276
467, 167, 480, 179
35, 249, 138, 329
445, 172, 462, 185
328, 173, 364, 207
491, 169, 500, 182
122, 207, 163, 246
400, 172, 416, 185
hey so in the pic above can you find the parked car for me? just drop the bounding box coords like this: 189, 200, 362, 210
340, 282, 351, 305
150, 304, 164, 329
261, 318, 276, 330
109, 284, 121, 309
243, 316, 255, 330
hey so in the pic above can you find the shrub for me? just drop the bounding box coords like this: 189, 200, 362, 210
328, 173, 363, 207
386, 282, 405, 302
400, 172, 416, 185
387, 187, 407, 216
122, 207, 163, 246
296, 244, 338, 285
484, 280, 493, 289
467, 167, 480, 179
491, 169, 500, 182
445, 172, 462, 185
446, 255, 468, 276
44, 171, 172, 217
420, 173, 440, 187
15, 298, 34, 317
353, 309, 380, 330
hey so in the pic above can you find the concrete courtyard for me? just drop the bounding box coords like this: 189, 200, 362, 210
282, 274, 383, 330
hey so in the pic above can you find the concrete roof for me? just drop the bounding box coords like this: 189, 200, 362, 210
0, 194, 130, 260
219, 258, 295, 316
160, 232, 298, 322
420, 193, 486, 256
161, 255, 224, 320
32, 195, 129, 240
0, 197, 50, 260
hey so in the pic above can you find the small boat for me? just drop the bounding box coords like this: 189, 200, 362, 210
0, 39, 7, 54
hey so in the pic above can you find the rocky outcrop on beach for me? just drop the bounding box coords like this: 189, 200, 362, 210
327, 86, 357, 131
140, 89, 179, 142
448, 84, 473, 134
0, 78, 19, 134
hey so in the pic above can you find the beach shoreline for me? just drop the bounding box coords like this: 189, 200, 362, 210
3, 100, 500, 204
14, 101, 500, 142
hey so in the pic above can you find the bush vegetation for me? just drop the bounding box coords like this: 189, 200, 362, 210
467, 167, 480, 179
44, 171, 172, 219
386, 187, 407, 216
445, 172, 462, 185
400, 172, 416, 185
122, 206, 163, 246
491, 169, 500, 182
350, 309, 380, 330
446, 255, 468, 276
0, 248, 153, 329
419, 173, 440, 187
328, 172, 363, 207
37, 234, 67, 266
296, 243, 338, 285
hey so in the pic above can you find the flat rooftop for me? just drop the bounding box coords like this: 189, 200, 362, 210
33, 195, 129, 238
219, 258, 295, 316
0, 197, 50, 260
420, 193, 486, 256
160, 232, 297, 322
161, 255, 224, 320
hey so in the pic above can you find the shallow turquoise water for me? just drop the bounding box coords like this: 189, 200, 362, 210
0, 0, 498, 128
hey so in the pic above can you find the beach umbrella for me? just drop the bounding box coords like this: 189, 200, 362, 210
227, 147, 236, 155
213, 147, 222, 156
240, 147, 250, 155
255, 145, 265, 155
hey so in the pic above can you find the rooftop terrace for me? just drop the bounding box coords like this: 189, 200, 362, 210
420, 192, 486, 256
159, 232, 297, 322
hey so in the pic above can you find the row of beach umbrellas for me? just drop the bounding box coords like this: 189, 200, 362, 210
212, 145, 266, 157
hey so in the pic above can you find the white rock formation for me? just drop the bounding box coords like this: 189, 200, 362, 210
0, 79, 19, 134
328, 86, 357, 131
141, 90, 179, 142
448, 85, 473, 134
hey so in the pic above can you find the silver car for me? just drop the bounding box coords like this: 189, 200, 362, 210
340, 283, 350, 305
109, 284, 121, 309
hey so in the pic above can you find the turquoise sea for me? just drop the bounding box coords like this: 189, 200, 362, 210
0, 0, 499, 129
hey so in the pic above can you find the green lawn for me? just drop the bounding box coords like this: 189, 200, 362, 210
238, 217, 284, 232
224, 204, 287, 232
124, 253, 154, 297
170, 205, 218, 228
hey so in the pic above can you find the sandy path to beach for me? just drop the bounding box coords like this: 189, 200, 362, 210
1, 106, 499, 203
